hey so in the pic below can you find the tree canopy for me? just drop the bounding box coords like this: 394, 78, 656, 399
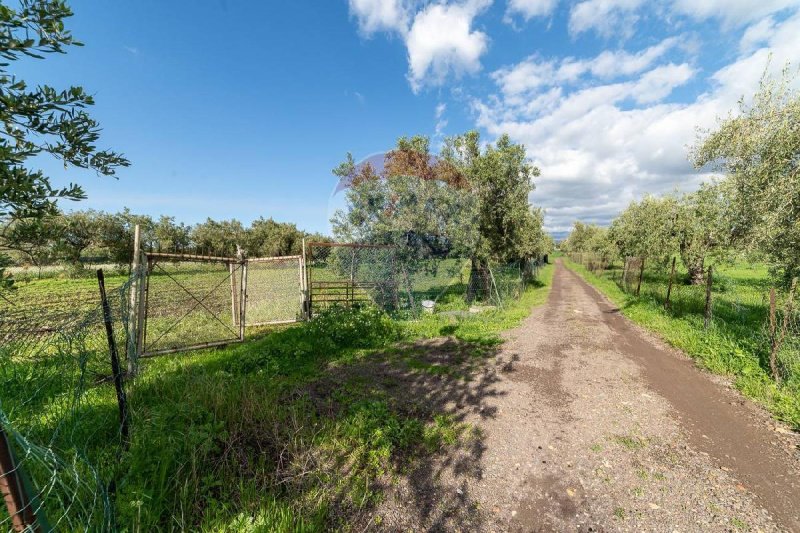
1, 0, 129, 286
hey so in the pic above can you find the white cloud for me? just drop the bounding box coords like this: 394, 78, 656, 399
671, 0, 800, 26
435, 102, 448, 137
348, 0, 411, 35
406, 1, 492, 91
569, 0, 644, 37
349, 0, 492, 91
475, 12, 800, 235
490, 36, 680, 101
506, 0, 559, 20
739, 16, 776, 52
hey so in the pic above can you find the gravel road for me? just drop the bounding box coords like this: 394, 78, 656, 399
379, 260, 800, 532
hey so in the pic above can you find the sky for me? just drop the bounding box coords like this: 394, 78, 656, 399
14, 0, 800, 239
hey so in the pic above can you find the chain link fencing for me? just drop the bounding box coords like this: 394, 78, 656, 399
140, 253, 244, 357
245, 256, 303, 326
1, 273, 132, 531
0, 242, 545, 530
306, 242, 543, 316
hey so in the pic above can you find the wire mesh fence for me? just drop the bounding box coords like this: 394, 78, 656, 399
140, 254, 244, 357
0, 242, 546, 530
245, 256, 303, 326
306, 243, 404, 315
306, 242, 543, 316
1, 273, 132, 531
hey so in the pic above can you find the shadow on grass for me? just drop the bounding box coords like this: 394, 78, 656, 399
296, 337, 507, 530
6, 314, 515, 530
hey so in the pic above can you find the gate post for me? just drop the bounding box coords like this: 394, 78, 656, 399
127, 224, 141, 375
301, 239, 309, 320
238, 256, 248, 340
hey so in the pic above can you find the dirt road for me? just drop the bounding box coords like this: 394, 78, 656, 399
381, 260, 800, 532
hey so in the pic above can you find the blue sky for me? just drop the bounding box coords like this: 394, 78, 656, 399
15, 0, 800, 238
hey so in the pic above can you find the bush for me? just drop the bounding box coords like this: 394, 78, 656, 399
227, 305, 401, 375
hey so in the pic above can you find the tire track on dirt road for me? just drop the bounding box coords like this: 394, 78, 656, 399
378, 260, 799, 531
484, 259, 800, 532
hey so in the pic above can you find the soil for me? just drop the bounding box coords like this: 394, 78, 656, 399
374, 260, 800, 532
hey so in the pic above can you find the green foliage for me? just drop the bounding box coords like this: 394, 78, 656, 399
2, 263, 554, 529
609, 194, 677, 260
228, 306, 402, 375
333, 131, 551, 268
560, 222, 617, 262
0, 0, 129, 286
691, 66, 800, 284
445, 131, 546, 262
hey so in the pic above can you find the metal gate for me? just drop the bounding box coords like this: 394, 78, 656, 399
139, 253, 245, 357
245, 255, 304, 326
305, 242, 402, 317
136, 252, 305, 357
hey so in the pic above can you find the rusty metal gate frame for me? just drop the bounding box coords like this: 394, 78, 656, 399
305, 242, 398, 318
138, 252, 246, 357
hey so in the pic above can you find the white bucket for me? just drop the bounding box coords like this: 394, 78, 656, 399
421, 300, 436, 314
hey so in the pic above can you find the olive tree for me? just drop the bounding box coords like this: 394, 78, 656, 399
673, 182, 735, 284
691, 67, 800, 282
609, 195, 677, 264
0, 1, 128, 286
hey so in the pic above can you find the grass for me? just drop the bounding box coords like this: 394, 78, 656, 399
562, 257, 800, 430
1, 263, 554, 531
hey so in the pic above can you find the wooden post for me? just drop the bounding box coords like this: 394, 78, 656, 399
135, 257, 149, 361
97, 269, 130, 447
127, 224, 141, 374
665, 256, 676, 310
704, 265, 713, 329
301, 239, 308, 319
769, 278, 798, 384
297, 256, 304, 320
0, 423, 41, 532
636, 257, 645, 297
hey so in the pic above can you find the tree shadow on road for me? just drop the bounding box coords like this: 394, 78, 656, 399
303, 337, 514, 530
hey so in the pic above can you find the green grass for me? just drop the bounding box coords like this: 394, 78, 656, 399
563, 258, 800, 430
2, 264, 554, 531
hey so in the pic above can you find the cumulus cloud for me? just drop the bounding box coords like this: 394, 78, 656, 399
506, 0, 559, 20
474, 12, 800, 236
349, 0, 492, 91
407, 1, 491, 91
348, 0, 411, 35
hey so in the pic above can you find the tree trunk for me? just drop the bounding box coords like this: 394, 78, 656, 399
680, 241, 706, 285
466, 256, 491, 303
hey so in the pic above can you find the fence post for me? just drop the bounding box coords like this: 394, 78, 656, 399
636, 257, 645, 297
0, 423, 41, 532
665, 256, 676, 310
97, 269, 130, 448
238, 259, 248, 340
127, 224, 141, 375
305, 241, 313, 319
229, 262, 238, 327
135, 256, 149, 363
704, 265, 713, 329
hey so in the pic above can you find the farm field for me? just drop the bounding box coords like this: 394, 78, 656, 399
563, 257, 800, 429
0, 263, 554, 530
